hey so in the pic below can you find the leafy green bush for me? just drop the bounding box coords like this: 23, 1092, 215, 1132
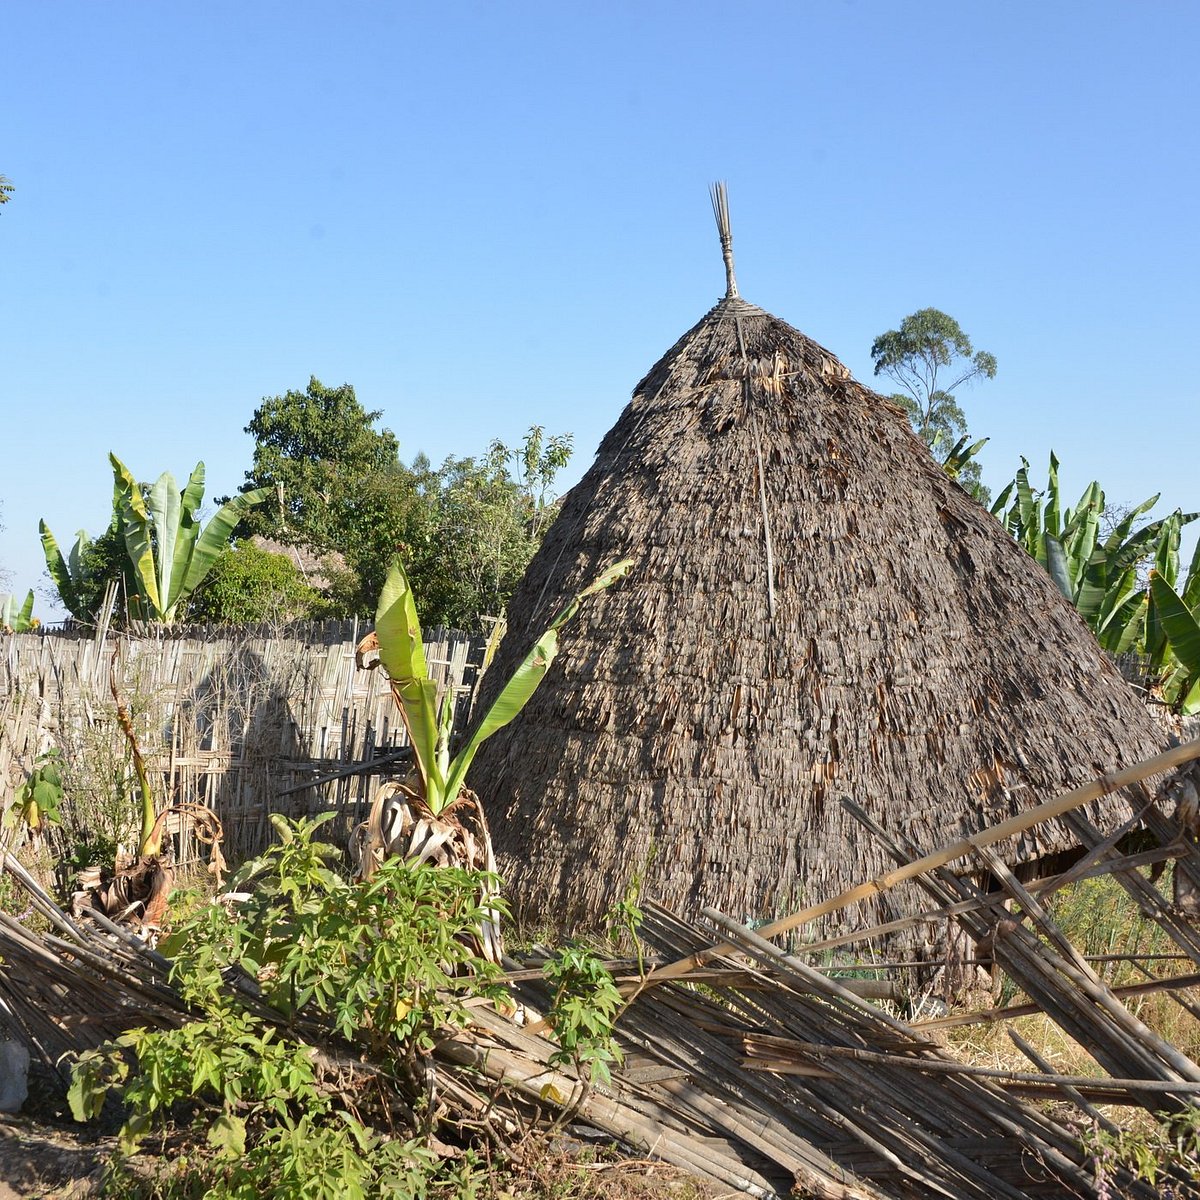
4, 749, 64, 833
69, 814, 508, 1198
543, 945, 624, 1086
186, 541, 327, 624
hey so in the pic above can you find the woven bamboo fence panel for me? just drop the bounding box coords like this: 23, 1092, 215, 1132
0, 623, 485, 864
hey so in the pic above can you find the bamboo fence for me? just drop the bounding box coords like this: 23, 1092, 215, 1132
0, 623, 485, 863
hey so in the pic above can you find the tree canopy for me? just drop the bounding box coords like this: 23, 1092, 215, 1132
237, 378, 573, 629
239, 377, 403, 552
870, 308, 997, 499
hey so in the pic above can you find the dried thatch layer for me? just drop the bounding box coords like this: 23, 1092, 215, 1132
470, 292, 1169, 931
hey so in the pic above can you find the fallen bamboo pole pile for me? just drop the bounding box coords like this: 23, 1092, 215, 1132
650, 738, 1200, 983
3, 742, 1200, 1196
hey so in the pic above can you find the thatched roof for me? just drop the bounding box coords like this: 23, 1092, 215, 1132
469, 201, 1169, 932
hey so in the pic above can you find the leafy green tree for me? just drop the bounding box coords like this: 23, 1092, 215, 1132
327, 439, 573, 629
238, 377, 405, 552
870, 308, 997, 500
414, 450, 540, 629
491, 425, 574, 539
0, 174, 13, 212
238, 378, 573, 629
186, 542, 328, 624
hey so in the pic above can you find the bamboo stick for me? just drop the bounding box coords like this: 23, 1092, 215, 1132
915, 971, 1200, 1030
1008, 1028, 1115, 1131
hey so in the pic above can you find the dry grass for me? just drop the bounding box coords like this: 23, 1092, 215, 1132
933, 868, 1200, 1186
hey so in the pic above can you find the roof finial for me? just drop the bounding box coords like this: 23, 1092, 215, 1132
710, 181, 739, 299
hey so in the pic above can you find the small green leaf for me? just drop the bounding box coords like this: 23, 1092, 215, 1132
208, 1113, 247, 1155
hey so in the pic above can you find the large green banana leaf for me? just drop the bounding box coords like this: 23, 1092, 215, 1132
147, 469, 183, 618
1043, 536, 1074, 603
442, 626, 561, 807
1100, 590, 1149, 655
989, 480, 1015, 520
0, 590, 35, 631
1149, 573, 1200, 716
166, 462, 206, 617
940, 435, 988, 482
1101, 494, 1161, 557
111, 454, 162, 618
374, 558, 441, 797
39, 522, 90, 619
1182, 537, 1200, 613
1044, 451, 1062, 540
441, 557, 634, 808
1095, 565, 1139, 637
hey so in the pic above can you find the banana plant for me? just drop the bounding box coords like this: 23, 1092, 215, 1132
367, 555, 633, 817
0, 590, 37, 633
1145, 536, 1200, 715
354, 555, 633, 960
935, 432, 988, 484
108, 454, 270, 624
39, 524, 98, 621
993, 453, 1196, 648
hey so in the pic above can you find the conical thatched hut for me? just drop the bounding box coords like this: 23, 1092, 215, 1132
469, 188, 1168, 932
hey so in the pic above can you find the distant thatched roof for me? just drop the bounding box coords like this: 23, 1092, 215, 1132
469, 208, 1168, 933
248, 536, 347, 593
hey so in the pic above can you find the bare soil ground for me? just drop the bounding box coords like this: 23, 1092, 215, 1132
0, 1117, 111, 1199
0, 1114, 709, 1199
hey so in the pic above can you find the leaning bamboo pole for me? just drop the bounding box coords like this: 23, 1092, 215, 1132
651, 739, 1200, 983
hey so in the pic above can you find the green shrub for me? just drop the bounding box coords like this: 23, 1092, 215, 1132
69, 814, 508, 1198
186, 542, 327, 624
543, 945, 624, 1086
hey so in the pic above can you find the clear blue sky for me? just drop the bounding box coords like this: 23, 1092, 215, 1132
3, 1, 1198, 617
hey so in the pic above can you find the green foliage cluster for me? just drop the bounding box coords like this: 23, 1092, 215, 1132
992, 452, 1200, 714
237, 377, 573, 629
1081, 1106, 1200, 1194
0, 588, 38, 632
543, 945, 625, 1086
4, 750, 64, 833
70, 814, 508, 1198
188, 542, 328, 625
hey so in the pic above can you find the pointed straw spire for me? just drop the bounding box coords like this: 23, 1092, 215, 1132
710, 181, 739, 299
